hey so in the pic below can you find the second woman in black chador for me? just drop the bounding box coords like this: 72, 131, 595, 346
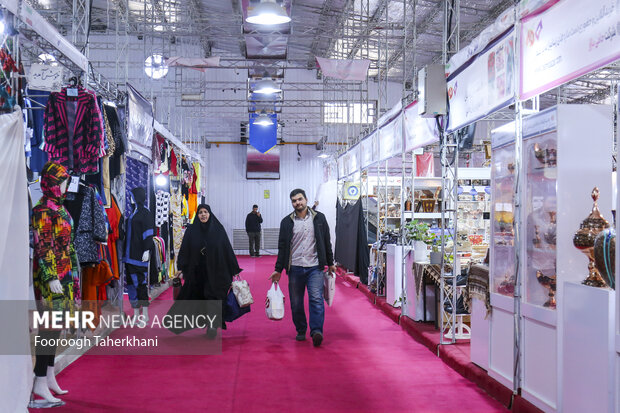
167, 204, 241, 335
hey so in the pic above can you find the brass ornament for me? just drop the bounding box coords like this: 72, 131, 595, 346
573, 187, 611, 288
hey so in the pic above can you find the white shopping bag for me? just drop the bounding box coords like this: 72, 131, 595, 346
231, 276, 254, 308
265, 282, 285, 320
324, 271, 336, 306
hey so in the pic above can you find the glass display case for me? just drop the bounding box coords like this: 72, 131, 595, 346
523, 130, 557, 308
491, 142, 516, 296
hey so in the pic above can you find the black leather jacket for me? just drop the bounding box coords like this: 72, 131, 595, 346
274, 208, 334, 273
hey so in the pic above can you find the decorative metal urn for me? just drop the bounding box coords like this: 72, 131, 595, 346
573, 188, 611, 288
536, 270, 557, 308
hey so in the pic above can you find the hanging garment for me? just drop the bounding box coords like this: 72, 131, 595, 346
124, 187, 154, 273
155, 190, 170, 228
171, 189, 184, 257
32, 162, 80, 303
25, 88, 50, 172
43, 86, 104, 174
104, 104, 126, 180
192, 162, 200, 194
155, 134, 169, 173
81, 260, 114, 325
335, 199, 370, 283
64, 185, 108, 265
105, 195, 122, 279
125, 157, 150, 212
169, 148, 178, 176
188, 193, 198, 222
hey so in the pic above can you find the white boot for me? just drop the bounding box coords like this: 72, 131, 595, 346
47, 366, 68, 395
33, 376, 61, 403
141, 307, 149, 323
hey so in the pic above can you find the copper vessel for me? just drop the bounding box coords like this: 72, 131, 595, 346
573, 188, 611, 288
536, 270, 556, 308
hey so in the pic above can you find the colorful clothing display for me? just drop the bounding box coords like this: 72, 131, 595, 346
155, 190, 171, 228
64, 184, 108, 265
43, 86, 105, 174
105, 195, 123, 279
31, 162, 80, 303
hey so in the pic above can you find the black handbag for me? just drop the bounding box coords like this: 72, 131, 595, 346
224, 289, 250, 322
172, 277, 182, 300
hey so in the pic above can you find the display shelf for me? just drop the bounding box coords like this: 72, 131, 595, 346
490, 138, 516, 297
412, 212, 442, 219
520, 105, 613, 412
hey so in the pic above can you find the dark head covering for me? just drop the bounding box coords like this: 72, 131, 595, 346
130, 187, 147, 206
177, 204, 241, 298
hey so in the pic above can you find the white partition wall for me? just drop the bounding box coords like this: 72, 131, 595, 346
386, 245, 404, 307
562, 283, 615, 413
519, 105, 613, 412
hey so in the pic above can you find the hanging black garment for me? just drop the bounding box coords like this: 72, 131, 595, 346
104, 104, 126, 180
335, 199, 369, 283
124, 187, 154, 273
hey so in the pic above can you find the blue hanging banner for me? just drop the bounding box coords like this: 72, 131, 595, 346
249, 113, 278, 154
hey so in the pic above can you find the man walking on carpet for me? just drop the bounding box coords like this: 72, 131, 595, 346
269, 189, 336, 347
245, 204, 263, 257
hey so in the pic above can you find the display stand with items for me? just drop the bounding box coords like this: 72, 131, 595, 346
520, 105, 612, 412
488, 123, 517, 389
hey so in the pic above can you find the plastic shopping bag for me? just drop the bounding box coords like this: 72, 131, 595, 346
231, 275, 254, 308
265, 282, 285, 320
324, 271, 336, 306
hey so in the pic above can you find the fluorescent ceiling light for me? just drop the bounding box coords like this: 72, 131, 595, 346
181, 94, 203, 101
246, 1, 291, 25
0, 21, 5, 35
254, 114, 274, 126
253, 78, 281, 94
318, 153, 330, 159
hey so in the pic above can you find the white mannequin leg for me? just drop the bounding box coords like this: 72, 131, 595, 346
47, 366, 68, 395
33, 376, 61, 403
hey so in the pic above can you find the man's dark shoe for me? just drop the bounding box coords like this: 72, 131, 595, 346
295, 332, 306, 341
311, 332, 323, 347
206, 328, 217, 339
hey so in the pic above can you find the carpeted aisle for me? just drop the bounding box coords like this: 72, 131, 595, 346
45, 256, 506, 413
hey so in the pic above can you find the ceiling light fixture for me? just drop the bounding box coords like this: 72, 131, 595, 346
253, 78, 281, 94
155, 174, 168, 187
144, 54, 168, 80
317, 152, 330, 159
38, 53, 58, 66
253, 113, 274, 126
246, 0, 291, 25
181, 93, 203, 101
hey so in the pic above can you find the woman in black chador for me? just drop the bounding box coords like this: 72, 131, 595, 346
168, 204, 241, 336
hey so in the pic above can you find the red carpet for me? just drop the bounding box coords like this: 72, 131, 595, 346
44, 256, 506, 412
